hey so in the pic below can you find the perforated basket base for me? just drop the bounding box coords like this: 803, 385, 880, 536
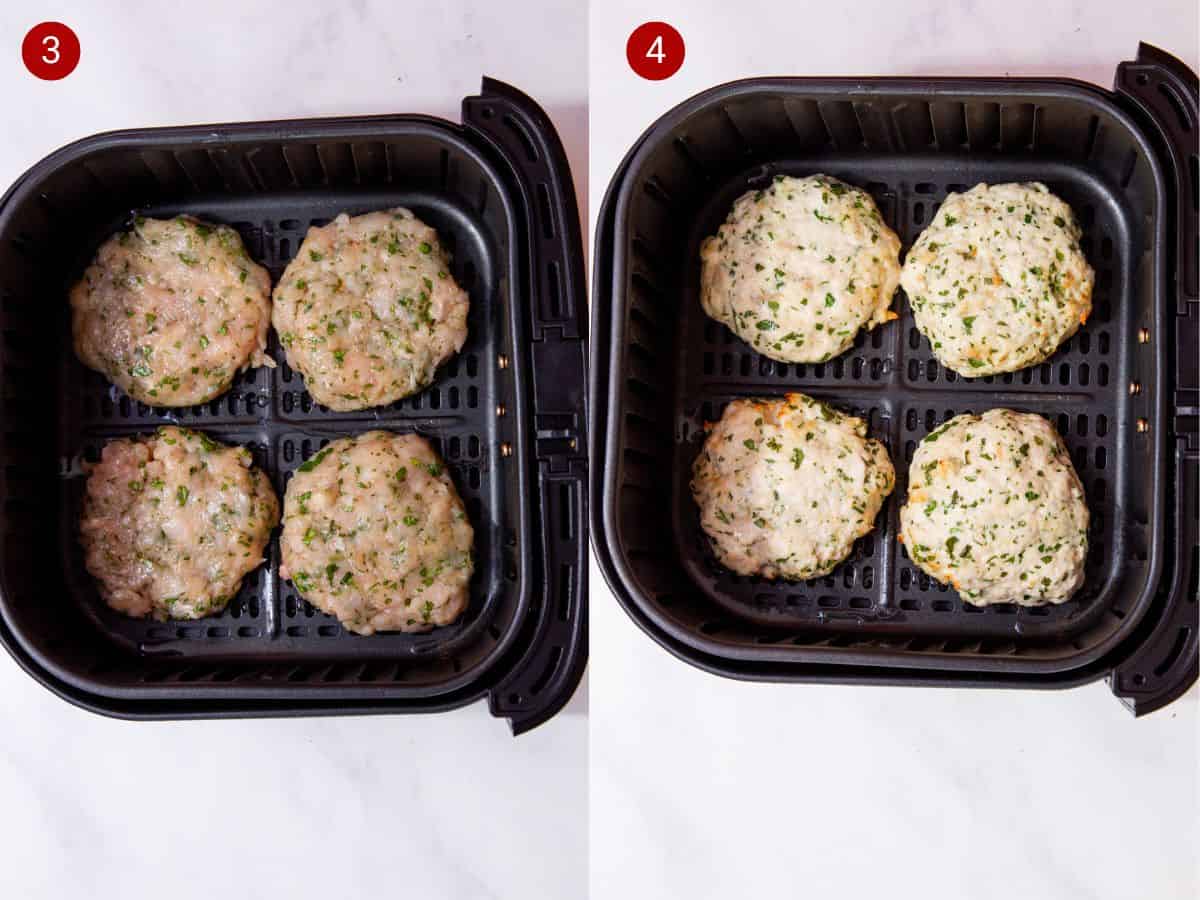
669, 156, 1133, 642
57, 189, 527, 678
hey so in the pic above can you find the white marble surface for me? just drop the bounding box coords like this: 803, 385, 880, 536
588, 2, 1198, 899
0, 3, 585, 899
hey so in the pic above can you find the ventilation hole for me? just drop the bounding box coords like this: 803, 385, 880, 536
545, 261, 563, 319
1191, 155, 1199, 214
461, 260, 477, 290
1157, 82, 1193, 133
1120, 149, 1138, 188
559, 482, 574, 541
502, 114, 539, 163
536, 182, 556, 240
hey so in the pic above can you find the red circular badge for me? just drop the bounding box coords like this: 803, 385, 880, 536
22, 22, 80, 81
626, 22, 684, 81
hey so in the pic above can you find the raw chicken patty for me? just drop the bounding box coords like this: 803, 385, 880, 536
79, 427, 279, 620
899, 409, 1089, 606
691, 393, 895, 579
272, 208, 470, 411
700, 174, 902, 363
71, 215, 273, 406
900, 182, 1094, 376
279, 431, 474, 634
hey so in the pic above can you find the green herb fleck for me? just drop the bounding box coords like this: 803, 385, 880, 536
298, 447, 332, 472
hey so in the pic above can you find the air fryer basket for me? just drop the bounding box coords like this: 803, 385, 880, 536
0, 79, 587, 734
592, 45, 1196, 712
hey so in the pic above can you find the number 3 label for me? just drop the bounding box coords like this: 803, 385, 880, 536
42, 35, 61, 65
627, 22, 684, 81
22, 22, 80, 80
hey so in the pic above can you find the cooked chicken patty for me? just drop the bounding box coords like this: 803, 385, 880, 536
700, 175, 902, 363
279, 431, 474, 634
272, 208, 469, 411
79, 427, 279, 620
899, 409, 1089, 605
71, 216, 273, 406
900, 182, 1094, 376
691, 393, 895, 579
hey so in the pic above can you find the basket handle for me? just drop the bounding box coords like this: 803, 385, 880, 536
1109, 44, 1198, 714
462, 78, 589, 734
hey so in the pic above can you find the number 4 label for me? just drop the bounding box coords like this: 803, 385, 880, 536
627, 22, 684, 81
646, 34, 666, 64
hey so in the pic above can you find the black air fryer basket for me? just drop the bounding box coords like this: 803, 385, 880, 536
0, 79, 587, 735
591, 45, 1197, 714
